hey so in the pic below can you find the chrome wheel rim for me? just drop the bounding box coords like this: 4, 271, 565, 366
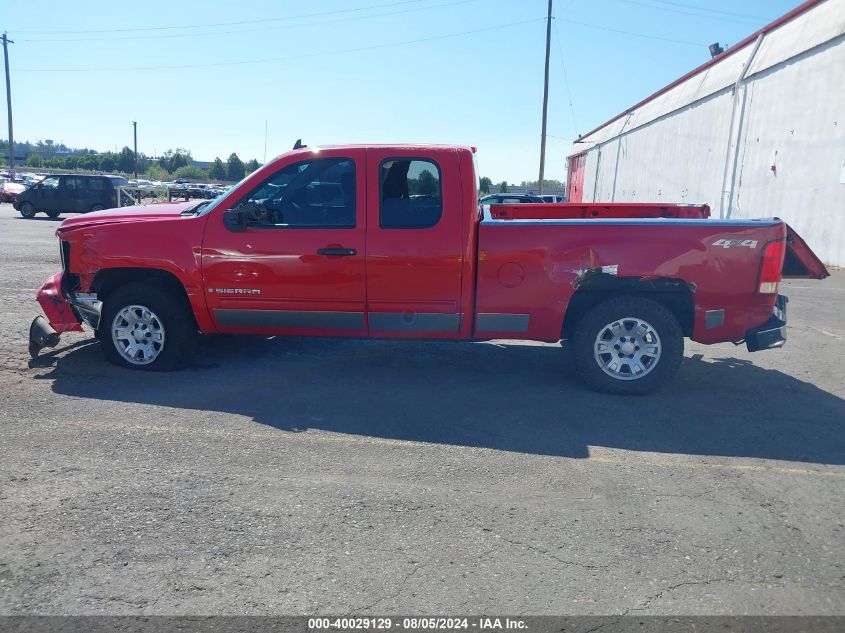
111, 304, 165, 365
593, 317, 662, 381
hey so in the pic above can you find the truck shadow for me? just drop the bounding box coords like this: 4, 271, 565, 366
36, 335, 845, 464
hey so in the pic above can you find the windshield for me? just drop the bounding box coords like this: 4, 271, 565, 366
194, 182, 239, 216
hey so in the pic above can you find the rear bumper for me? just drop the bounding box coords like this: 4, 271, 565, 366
745, 294, 788, 352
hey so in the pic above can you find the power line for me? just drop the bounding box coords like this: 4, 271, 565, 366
552, 19, 578, 136
11, 0, 430, 35
557, 16, 704, 46
648, 0, 767, 20
18, 0, 477, 43
610, 0, 761, 25
17, 18, 546, 73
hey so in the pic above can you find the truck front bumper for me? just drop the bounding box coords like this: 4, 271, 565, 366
30, 271, 102, 357
745, 294, 788, 352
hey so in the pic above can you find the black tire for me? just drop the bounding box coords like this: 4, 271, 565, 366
90, 204, 105, 212
98, 282, 197, 371
46, 210, 61, 219
19, 202, 37, 219
571, 296, 683, 395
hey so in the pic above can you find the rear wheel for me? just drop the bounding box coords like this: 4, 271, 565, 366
90, 204, 105, 212
98, 282, 196, 370
19, 202, 36, 219
571, 296, 683, 395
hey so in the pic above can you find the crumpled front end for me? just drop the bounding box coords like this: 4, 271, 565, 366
37, 272, 84, 334
30, 271, 85, 358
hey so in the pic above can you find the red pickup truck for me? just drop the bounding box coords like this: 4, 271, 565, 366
30, 144, 828, 394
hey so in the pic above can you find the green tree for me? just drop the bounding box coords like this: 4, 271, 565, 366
208, 157, 226, 180
245, 158, 261, 174
410, 169, 438, 196
145, 164, 169, 180
99, 154, 116, 172
520, 179, 564, 189
479, 176, 492, 194
174, 165, 208, 180
226, 153, 245, 181
498, 181, 508, 193
78, 154, 100, 171
118, 146, 136, 174
158, 149, 191, 173
26, 153, 44, 168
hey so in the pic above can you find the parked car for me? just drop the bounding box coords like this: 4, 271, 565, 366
13, 174, 130, 218
31, 143, 828, 394
539, 194, 566, 203
1, 181, 26, 203
479, 193, 543, 204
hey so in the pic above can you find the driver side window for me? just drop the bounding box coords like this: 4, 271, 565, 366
240, 158, 356, 228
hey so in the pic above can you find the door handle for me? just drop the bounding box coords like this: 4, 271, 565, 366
317, 247, 357, 256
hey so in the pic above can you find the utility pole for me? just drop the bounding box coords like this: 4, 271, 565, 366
132, 121, 138, 179
2, 32, 15, 178
538, 0, 552, 195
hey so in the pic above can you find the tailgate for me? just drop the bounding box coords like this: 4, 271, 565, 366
783, 223, 829, 279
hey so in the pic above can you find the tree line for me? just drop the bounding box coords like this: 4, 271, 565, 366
478, 176, 566, 194
1, 140, 261, 182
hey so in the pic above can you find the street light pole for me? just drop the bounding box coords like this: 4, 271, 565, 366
132, 121, 138, 179
538, 0, 553, 195
2, 32, 15, 178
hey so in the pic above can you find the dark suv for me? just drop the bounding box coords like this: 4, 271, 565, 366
14, 174, 129, 219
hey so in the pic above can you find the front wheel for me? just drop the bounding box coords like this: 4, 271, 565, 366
19, 202, 37, 218
98, 282, 196, 370
571, 296, 683, 395
90, 204, 105, 212
46, 210, 61, 219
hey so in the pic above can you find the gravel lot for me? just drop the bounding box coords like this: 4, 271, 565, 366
0, 202, 843, 615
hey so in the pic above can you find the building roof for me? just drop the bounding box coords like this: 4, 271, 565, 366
570, 0, 843, 154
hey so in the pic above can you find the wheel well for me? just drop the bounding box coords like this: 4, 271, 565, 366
92, 268, 196, 324
561, 274, 695, 339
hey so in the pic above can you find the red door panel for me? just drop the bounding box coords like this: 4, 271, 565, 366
364, 148, 465, 338
201, 148, 368, 336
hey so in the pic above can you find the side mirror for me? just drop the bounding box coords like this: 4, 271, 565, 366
223, 202, 269, 231
223, 208, 247, 231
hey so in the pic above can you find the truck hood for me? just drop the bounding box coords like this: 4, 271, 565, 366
56, 201, 200, 234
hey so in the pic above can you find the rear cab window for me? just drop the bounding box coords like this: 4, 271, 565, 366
379, 158, 442, 229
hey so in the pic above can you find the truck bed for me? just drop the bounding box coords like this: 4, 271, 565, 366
485, 202, 710, 221
474, 209, 800, 345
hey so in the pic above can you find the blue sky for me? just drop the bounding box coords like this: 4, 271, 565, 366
6, 0, 798, 182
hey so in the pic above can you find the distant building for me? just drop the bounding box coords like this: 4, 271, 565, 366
495, 184, 567, 197
567, 0, 845, 266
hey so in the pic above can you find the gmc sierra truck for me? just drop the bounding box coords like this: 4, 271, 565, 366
30, 143, 829, 394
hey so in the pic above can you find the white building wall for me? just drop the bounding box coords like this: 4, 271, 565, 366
576, 0, 845, 266
730, 38, 845, 267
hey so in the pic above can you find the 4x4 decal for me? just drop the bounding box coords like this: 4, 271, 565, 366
712, 239, 759, 249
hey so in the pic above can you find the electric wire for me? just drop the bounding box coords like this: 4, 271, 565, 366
17, 0, 478, 43
10, 0, 430, 34
17, 18, 546, 72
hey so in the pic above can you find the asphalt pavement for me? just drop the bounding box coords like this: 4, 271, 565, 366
0, 203, 843, 615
